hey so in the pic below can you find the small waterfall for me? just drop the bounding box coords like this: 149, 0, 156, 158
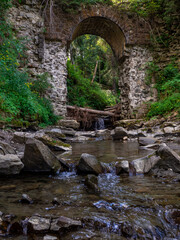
95, 118, 105, 130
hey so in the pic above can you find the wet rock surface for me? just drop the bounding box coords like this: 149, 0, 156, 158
112, 127, 128, 140
28, 215, 51, 232
20, 194, 33, 204
0, 154, 24, 175
155, 143, 180, 173
35, 133, 72, 152
0, 140, 16, 155
22, 138, 61, 172
77, 153, 103, 175
138, 136, 158, 146
57, 119, 80, 130
84, 174, 100, 192
131, 151, 161, 174
0, 119, 179, 239
116, 160, 129, 174
43, 235, 58, 240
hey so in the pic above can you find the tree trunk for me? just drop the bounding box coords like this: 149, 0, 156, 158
91, 60, 99, 84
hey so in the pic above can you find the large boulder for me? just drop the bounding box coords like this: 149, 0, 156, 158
77, 153, 103, 175
116, 160, 129, 175
163, 127, 174, 134
131, 152, 161, 174
96, 129, 112, 140
12, 132, 34, 144
0, 154, 24, 175
12, 132, 27, 144
84, 174, 100, 192
155, 143, 180, 173
138, 137, 158, 146
61, 128, 76, 136
57, 119, 80, 130
0, 141, 16, 155
22, 139, 61, 172
112, 127, 128, 140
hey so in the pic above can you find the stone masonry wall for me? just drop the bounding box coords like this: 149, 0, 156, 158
8, 1, 67, 116
42, 42, 67, 116
119, 46, 154, 118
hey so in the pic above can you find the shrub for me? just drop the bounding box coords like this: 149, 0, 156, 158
147, 64, 180, 118
0, 1, 58, 126
67, 60, 116, 110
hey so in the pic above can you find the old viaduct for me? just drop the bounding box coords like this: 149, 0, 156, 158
9, 0, 156, 118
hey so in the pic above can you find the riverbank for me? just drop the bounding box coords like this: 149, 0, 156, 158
0, 118, 180, 239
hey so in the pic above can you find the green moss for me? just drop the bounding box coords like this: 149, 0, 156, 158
39, 135, 71, 148
51, 139, 71, 148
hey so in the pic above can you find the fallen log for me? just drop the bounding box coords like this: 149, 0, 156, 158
67, 105, 119, 117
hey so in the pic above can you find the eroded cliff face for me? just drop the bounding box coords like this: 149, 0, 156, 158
8, 0, 156, 118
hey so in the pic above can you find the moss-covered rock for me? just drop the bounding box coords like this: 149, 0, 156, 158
114, 119, 143, 129
35, 133, 72, 152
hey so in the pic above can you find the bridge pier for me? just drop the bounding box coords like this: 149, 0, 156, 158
119, 46, 154, 118
42, 41, 67, 116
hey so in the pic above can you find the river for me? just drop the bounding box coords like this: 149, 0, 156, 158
0, 140, 180, 239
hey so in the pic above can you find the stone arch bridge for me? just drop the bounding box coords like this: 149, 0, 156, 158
10, 0, 155, 118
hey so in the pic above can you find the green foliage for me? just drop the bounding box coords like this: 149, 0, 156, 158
30, 73, 52, 97
147, 64, 180, 117
147, 93, 180, 117
0, 1, 58, 126
0, 0, 12, 15
67, 60, 117, 110
129, 0, 162, 18
70, 35, 120, 95
145, 61, 160, 85
56, 0, 112, 12
126, 0, 179, 47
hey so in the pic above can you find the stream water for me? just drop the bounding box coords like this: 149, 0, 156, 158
0, 140, 180, 239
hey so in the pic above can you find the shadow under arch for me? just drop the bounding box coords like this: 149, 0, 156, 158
68, 16, 126, 61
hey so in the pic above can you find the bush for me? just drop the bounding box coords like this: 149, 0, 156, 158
147, 93, 180, 117
67, 60, 116, 110
147, 64, 180, 118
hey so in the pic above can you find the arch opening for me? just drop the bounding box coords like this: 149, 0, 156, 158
67, 34, 120, 113
69, 16, 126, 60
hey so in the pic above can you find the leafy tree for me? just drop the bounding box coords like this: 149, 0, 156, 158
69, 35, 120, 95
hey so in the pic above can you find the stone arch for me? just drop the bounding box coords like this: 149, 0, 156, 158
42, 4, 153, 117
45, 4, 150, 47
10, 1, 155, 118
68, 16, 126, 60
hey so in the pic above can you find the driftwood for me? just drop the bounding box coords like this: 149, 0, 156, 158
67, 105, 117, 117
67, 105, 121, 129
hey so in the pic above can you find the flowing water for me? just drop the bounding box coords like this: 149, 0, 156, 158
0, 140, 180, 240
94, 118, 105, 130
